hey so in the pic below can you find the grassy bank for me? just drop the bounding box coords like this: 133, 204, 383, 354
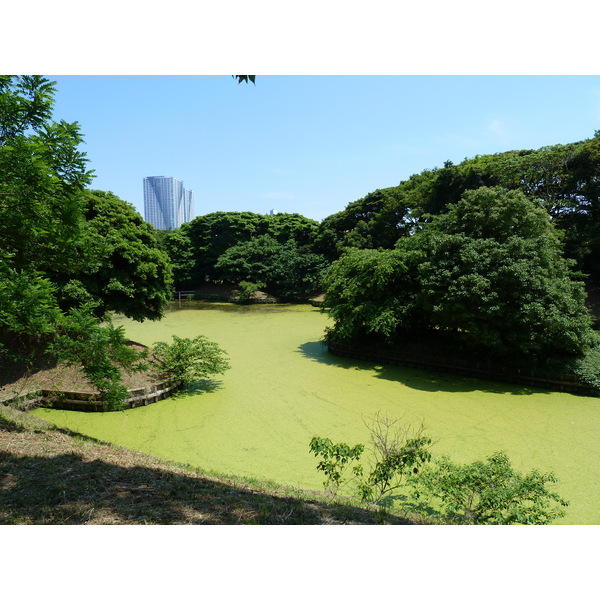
0, 405, 419, 525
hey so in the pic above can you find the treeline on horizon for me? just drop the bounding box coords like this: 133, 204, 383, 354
159, 131, 600, 296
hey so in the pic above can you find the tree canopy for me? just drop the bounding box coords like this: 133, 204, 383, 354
54, 190, 174, 322
162, 211, 324, 297
324, 187, 593, 363
317, 133, 600, 280
0, 76, 174, 402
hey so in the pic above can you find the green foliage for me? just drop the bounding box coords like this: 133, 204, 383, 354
570, 345, 600, 391
357, 415, 432, 504
0, 267, 60, 337
322, 247, 424, 343
309, 415, 432, 505
319, 133, 600, 282
53, 190, 174, 322
185, 211, 322, 286
266, 242, 329, 301
233, 76, 255, 85
0, 77, 174, 406
324, 187, 593, 363
310, 419, 568, 523
411, 451, 569, 524
308, 436, 365, 492
151, 335, 230, 387
315, 187, 417, 260
0, 76, 93, 275
159, 224, 195, 289
215, 234, 328, 301
546, 342, 600, 393
415, 187, 593, 360
235, 281, 264, 304
50, 307, 148, 409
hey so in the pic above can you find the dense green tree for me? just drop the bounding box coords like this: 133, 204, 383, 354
51, 190, 174, 322
412, 451, 569, 524
0, 75, 92, 275
267, 242, 328, 300
159, 223, 195, 289
315, 187, 416, 260
215, 234, 327, 301
214, 234, 279, 283
320, 133, 600, 283
0, 77, 173, 403
0, 75, 93, 363
322, 246, 426, 344
185, 211, 321, 285
413, 187, 593, 360
151, 335, 230, 387
323, 187, 593, 362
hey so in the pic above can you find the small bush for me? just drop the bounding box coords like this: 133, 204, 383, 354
309, 414, 432, 505
235, 281, 264, 304
151, 335, 230, 387
411, 451, 569, 524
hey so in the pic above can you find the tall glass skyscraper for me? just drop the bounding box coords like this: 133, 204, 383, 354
143, 176, 194, 230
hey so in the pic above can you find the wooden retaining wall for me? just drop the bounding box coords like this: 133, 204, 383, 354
6, 380, 181, 412
327, 342, 599, 397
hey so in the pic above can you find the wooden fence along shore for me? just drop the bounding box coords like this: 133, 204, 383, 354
4, 380, 180, 412
327, 342, 599, 397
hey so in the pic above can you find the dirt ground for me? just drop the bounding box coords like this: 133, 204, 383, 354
0, 343, 158, 403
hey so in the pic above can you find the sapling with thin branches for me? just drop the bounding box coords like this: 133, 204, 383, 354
309, 413, 432, 505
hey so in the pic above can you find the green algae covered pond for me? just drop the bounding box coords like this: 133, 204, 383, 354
34, 302, 600, 524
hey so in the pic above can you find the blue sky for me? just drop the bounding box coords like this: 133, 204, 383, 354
47, 75, 600, 223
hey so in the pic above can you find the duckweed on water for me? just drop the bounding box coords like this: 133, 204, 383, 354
34, 302, 600, 524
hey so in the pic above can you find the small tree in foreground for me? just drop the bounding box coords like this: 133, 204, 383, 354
309, 414, 432, 504
411, 451, 569, 524
358, 414, 432, 504
310, 417, 569, 524
151, 335, 230, 387
308, 437, 365, 494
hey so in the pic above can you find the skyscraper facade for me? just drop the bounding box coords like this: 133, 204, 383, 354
143, 176, 194, 230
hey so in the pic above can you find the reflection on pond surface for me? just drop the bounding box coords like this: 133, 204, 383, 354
34, 303, 600, 524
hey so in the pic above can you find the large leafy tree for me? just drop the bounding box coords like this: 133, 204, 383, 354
0, 77, 174, 398
414, 187, 593, 360
53, 190, 174, 322
159, 223, 195, 289
322, 246, 424, 343
0, 75, 93, 274
321, 133, 600, 282
315, 187, 416, 260
182, 211, 321, 285
1, 75, 93, 361
323, 187, 593, 363
214, 234, 328, 301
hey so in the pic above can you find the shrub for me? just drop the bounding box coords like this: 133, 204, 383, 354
309, 414, 432, 505
151, 335, 230, 387
235, 281, 264, 304
411, 451, 569, 524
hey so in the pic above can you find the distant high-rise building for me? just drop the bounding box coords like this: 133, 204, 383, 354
143, 176, 194, 230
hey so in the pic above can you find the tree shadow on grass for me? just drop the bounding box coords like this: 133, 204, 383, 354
297, 341, 549, 396
0, 441, 413, 525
